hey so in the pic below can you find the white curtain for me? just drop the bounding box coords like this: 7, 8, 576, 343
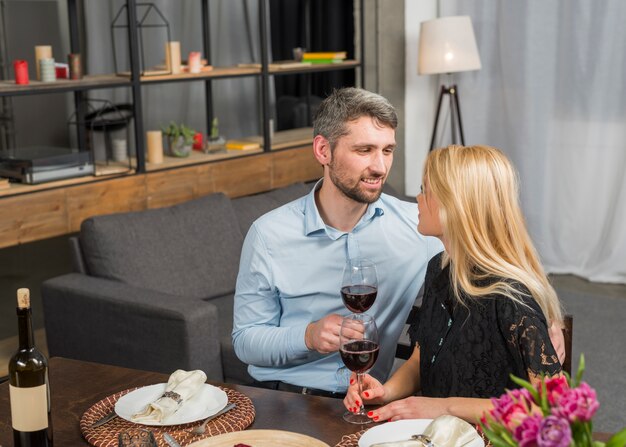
83, 0, 269, 139
436, 1, 626, 284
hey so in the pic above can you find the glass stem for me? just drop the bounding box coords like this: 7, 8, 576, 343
357, 373, 365, 414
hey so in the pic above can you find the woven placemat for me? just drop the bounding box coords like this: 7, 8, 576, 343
334, 429, 366, 447
80, 386, 255, 447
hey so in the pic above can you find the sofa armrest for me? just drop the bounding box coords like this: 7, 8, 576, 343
42, 273, 223, 381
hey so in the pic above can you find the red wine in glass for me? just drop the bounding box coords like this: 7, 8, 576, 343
341, 285, 378, 313
340, 340, 380, 372
341, 259, 378, 314
340, 314, 379, 424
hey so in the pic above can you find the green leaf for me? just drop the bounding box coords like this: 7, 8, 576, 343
605, 427, 626, 447
574, 353, 586, 387
499, 431, 519, 447
480, 425, 516, 447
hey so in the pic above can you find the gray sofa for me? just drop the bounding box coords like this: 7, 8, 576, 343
41, 182, 313, 384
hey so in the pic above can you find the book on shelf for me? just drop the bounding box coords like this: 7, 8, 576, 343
302, 51, 347, 60
306, 59, 345, 64
225, 140, 261, 151
238, 60, 312, 70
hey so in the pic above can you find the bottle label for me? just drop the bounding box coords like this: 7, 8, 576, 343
9, 384, 48, 432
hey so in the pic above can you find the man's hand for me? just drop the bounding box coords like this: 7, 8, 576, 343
549, 320, 566, 365
305, 314, 344, 354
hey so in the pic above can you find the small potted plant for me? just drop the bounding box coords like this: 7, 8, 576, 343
162, 121, 196, 157
205, 117, 226, 154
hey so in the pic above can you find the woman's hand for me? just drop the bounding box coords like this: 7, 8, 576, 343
343, 373, 386, 417
366, 396, 448, 422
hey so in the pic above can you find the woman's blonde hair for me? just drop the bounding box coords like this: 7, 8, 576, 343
423, 144, 563, 325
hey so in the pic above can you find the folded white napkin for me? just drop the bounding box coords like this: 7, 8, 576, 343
423, 415, 482, 446
371, 415, 482, 447
131, 369, 207, 423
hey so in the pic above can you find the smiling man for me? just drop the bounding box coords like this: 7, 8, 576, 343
232, 88, 443, 397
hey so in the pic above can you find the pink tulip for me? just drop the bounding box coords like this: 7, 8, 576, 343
540, 375, 570, 405
490, 388, 534, 431
514, 415, 542, 447
553, 382, 600, 423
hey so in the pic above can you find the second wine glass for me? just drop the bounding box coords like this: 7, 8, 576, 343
339, 314, 380, 424
341, 258, 378, 314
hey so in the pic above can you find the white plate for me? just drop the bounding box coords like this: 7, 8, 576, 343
115, 383, 228, 426
358, 419, 484, 447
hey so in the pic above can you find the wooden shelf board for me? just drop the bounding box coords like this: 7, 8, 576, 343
136, 66, 260, 82
243, 127, 314, 151
131, 60, 359, 83
269, 60, 359, 74
144, 147, 264, 172
0, 74, 130, 95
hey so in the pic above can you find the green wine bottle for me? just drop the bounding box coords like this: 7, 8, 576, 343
9, 288, 53, 446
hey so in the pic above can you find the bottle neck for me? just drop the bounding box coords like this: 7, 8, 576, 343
16, 307, 34, 350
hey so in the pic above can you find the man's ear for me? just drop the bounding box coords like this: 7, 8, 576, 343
313, 134, 331, 165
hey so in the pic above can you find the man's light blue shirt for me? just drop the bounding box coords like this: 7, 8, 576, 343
232, 183, 443, 392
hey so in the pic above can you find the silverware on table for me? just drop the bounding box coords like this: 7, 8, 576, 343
189, 402, 237, 435
163, 432, 183, 447
89, 410, 118, 428
370, 434, 433, 447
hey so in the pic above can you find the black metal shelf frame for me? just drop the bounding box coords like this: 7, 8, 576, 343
5, 0, 364, 174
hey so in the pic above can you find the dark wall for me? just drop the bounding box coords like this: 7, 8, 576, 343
2, 2, 71, 152
269, 0, 355, 130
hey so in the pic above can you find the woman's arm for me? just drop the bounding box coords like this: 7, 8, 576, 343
369, 395, 493, 424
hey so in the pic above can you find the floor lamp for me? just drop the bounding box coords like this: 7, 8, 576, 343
418, 16, 481, 151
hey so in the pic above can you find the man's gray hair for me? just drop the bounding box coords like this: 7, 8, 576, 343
313, 87, 397, 149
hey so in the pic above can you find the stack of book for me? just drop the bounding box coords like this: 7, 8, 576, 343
225, 140, 261, 151
301, 51, 347, 64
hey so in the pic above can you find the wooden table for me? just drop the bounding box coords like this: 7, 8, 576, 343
0, 358, 614, 446
0, 357, 361, 446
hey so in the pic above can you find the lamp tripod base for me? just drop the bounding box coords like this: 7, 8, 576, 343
429, 84, 466, 151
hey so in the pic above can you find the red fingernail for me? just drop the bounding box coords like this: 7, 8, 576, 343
355, 400, 360, 407
388, 419, 392, 422
373, 416, 379, 421
364, 391, 370, 398
367, 411, 373, 416
350, 378, 354, 385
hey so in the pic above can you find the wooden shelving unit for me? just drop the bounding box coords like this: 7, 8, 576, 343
0, 0, 360, 247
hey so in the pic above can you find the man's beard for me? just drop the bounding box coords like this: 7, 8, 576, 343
328, 161, 384, 204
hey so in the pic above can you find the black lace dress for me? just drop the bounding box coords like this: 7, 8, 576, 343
408, 252, 562, 398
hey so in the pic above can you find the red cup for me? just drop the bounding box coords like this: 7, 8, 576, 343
13, 60, 29, 85
193, 132, 203, 151
55, 64, 69, 79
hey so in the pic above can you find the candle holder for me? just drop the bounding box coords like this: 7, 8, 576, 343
111, 3, 171, 76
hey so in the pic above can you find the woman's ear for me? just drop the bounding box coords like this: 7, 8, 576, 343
313, 135, 331, 165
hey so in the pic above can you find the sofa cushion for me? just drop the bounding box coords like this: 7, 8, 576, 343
80, 193, 243, 299
232, 182, 313, 235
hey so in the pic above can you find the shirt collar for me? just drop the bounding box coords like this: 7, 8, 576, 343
304, 179, 385, 236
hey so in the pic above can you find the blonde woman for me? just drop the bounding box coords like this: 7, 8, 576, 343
344, 145, 563, 423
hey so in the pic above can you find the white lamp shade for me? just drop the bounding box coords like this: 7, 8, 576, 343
418, 16, 481, 75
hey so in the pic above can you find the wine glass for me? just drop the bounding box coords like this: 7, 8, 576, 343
341, 258, 378, 314
339, 314, 380, 424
